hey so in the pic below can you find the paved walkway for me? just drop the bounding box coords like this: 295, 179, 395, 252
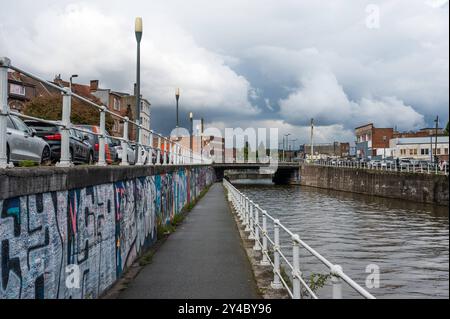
118, 183, 259, 299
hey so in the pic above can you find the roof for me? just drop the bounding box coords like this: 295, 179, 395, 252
355, 123, 374, 130
394, 136, 449, 145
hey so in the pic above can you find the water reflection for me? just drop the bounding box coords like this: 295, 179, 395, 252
235, 181, 449, 299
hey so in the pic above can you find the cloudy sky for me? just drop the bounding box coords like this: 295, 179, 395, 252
1, 0, 448, 144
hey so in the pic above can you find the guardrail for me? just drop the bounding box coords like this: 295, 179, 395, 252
0, 56, 210, 169
223, 178, 376, 299
309, 159, 448, 176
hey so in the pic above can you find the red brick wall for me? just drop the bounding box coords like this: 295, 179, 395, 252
372, 128, 393, 149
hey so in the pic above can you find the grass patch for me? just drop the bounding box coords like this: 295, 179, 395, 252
18, 160, 38, 167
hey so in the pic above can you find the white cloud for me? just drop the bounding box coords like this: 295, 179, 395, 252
0, 0, 447, 135
0, 2, 258, 116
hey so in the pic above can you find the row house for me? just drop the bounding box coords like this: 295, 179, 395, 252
7, 71, 57, 112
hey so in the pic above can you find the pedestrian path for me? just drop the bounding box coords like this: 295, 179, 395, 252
118, 183, 259, 299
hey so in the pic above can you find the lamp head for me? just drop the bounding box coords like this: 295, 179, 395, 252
135, 17, 143, 42
189, 112, 193, 119
176, 88, 180, 98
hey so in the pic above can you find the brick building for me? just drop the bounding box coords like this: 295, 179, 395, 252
302, 142, 351, 159
355, 123, 394, 159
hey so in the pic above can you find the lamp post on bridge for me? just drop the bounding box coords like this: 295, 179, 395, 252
134, 17, 143, 163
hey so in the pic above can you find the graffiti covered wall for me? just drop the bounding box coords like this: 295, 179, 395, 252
0, 166, 214, 299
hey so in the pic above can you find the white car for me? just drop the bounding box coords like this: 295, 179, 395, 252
6, 115, 51, 165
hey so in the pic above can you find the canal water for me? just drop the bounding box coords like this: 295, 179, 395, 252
234, 180, 449, 299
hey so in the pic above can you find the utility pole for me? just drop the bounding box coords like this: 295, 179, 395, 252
310, 118, 314, 162
434, 115, 439, 163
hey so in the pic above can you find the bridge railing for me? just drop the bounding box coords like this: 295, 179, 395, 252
0, 57, 210, 169
307, 159, 448, 176
223, 178, 376, 299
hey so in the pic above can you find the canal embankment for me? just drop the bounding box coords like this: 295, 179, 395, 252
299, 165, 449, 206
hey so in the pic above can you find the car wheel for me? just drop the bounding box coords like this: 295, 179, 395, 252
41, 146, 51, 166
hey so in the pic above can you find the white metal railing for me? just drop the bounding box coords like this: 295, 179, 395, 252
0, 57, 210, 168
223, 178, 376, 299
304, 159, 448, 176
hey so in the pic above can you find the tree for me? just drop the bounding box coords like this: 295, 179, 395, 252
445, 121, 449, 136
23, 95, 114, 131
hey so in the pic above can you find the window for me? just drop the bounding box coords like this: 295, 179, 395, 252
10, 83, 25, 96
445, 148, 449, 155
421, 148, 429, 155
113, 120, 119, 132
409, 149, 414, 155
437, 148, 441, 155
413, 149, 417, 155
113, 97, 121, 111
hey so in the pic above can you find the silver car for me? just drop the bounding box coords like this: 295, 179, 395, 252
6, 115, 51, 165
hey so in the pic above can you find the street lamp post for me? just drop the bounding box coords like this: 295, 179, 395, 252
189, 112, 193, 153
135, 17, 143, 164
69, 74, 78, 90
176, 88, 180, 131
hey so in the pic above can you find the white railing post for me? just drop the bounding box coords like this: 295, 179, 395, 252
253, 205, 261, 251
248, 201, 255, 239
156, 136, 161, 165
271, 219, 283, 289
260, 213, 270, 266
238, 194, 243, 220
97, 106, 107, 166
0, 57, 11, 169
120, 117, 129, 166
244, 197, 250, 231
163, 139, 168, 165
331, 265, 343, 299
148, 132, 154, 165
292, 234, 302, 299
56, 88, 72, 167
169, 142, 173, 165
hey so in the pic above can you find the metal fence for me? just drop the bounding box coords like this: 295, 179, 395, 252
0, 57, 209, 169
310, 159, 448, 176
223, 178, 376, 299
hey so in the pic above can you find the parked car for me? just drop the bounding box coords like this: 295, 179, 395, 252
25, 121, 94, 164
73, 125, 118, 164
399, 158, 412, 169
368, 160, 381, 168
6, 115, 51, 165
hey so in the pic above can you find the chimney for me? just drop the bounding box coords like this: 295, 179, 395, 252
90, 80, 99, 91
